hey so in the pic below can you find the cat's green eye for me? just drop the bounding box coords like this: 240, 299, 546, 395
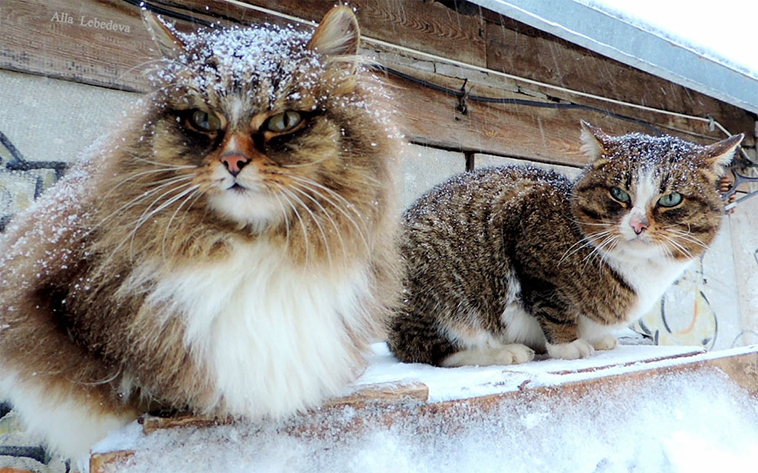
609, 186, 631, 204
188, 110, 222, 133
657, 192, 683, 208
266, 111, 303, 133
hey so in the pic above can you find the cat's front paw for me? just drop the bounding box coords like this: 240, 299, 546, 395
501, 344, 536, 365
441, 344, 535, 367
591, 334, 618, 351
546, 339, 595, 360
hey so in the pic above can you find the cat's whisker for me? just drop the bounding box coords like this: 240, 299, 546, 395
570, 218, 615, 228
286, 175, 372, 254
269, 190, 293, 256
558, 237, 593, 265
656, 236, 679, 262
276, 189, 312, 267
96, 175, 196, 227
103, 168, 192, 200
277, 186, 333, 267
288, 183, 349, 263
656, 227, 706, 258
129, 183, 199, 259
105, 181, 196, 262
558, 228, 614, 265
663, 228, 709, 250
161, 186, 204, 260
278, 156, 331, 168
134, 183, 199, 233
559, 226, 612, 265
130, 156, 198, 170
658, 233, 695, 260
582, 231, 618, 269
660, 242, 676, 262
286, 175, 367, 222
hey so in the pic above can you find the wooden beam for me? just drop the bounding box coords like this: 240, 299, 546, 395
137, 381, 430, 435
0, 0, 154, 92
223, 0, 487, 67
0, 0, 753, 162
484, 18, 755, 146
387, 65, 729, 166
90, 347, 758, 473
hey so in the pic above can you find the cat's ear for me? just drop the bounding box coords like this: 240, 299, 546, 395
703, 134, 743, 176
307, 6, 361, 62
142, 9, 186, 59
580, 121, 610, 165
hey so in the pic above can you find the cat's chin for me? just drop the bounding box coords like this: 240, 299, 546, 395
608, 238, 671, 262
208, 190, 283, 232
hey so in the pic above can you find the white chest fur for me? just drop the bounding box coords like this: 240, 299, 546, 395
144, 241, 371, 418
608, 255, 692, 322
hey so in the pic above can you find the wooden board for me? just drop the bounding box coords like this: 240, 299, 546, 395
138, 381, 430, 435
388, 65, 728, 165
484, 19, 755, 146
0, 0, 154, 92
89, 346, 758, 473
234, 0, 487, 67
0, 0, 753, 165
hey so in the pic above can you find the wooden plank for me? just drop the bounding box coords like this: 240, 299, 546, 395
485, 19, 755, 147
89, 347, 758, 473
89, 450, 134, 473
324, 381, 430, 407
140, 413, 232, 436
388, 65, 730, 166
0, 0, 154, 92
0, 0, 752, 163
226, 0, 487, 67
138, 381, 430, 435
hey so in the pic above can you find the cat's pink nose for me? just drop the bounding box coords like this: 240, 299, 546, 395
220, 153, 249, 177
630, 215, 649, 235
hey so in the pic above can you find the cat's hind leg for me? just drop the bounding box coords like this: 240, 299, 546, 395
440, 344, 535, 367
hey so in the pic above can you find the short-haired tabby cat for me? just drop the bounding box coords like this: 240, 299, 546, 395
389, 122, 742, 367
0, 6, 401, 461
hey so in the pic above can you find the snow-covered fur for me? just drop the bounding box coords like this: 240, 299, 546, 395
388, 122, 741, 367
0, 6, 401, 462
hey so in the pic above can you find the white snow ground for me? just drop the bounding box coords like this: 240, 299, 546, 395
93, 342, 758, 473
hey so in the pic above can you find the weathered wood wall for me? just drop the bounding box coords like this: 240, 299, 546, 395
1, 0, 754, 168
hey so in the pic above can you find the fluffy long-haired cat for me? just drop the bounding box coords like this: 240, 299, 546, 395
0, 6, 401, 461
389, 122, 741, 367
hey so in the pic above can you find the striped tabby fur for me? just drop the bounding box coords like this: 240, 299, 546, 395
389, 122, 741, 367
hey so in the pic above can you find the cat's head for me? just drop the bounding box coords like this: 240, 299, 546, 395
571, 121, 742, 262
122, 6, 397, 248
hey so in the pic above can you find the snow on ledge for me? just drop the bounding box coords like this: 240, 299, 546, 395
352, 342, 706, 403
91, 343, 758, 473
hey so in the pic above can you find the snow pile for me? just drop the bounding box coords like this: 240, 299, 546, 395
93, 344, 758, 473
